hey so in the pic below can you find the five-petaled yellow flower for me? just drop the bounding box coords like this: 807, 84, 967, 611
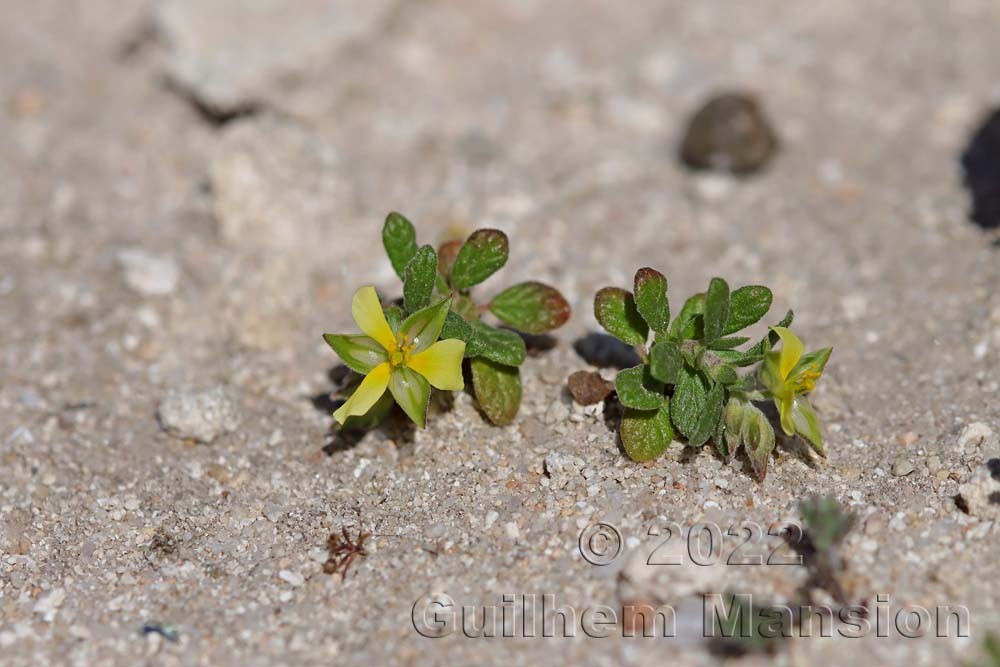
759, 326, 831, 455
323, 286, 465, 428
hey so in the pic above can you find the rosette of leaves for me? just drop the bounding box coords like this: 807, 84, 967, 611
381, 212, 570, 425
594, 267, 825, 480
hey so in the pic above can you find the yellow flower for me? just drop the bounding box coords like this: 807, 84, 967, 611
759, 326, 831, 454
323, 286, 465, 427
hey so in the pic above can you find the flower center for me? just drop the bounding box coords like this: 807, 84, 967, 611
389, 332, 416, 368
790, 368, 821, 394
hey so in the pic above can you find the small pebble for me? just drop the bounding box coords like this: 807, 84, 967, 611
543, 399, 570, 425
278, 570, 305, 587
891, 459, 915, 476
116, 248, 180, 296
263, 504, 285, 522
157, 386, 241, 444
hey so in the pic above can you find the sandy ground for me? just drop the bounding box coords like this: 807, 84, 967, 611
2, 1, 1000, 665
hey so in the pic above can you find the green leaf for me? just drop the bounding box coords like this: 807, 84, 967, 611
489, 281, 571, 334
594, 287, 648, 346
649, 340, 684, 384
322, 334, 387, 374
399, 297, 451, 353
709, 336, 750, 350
669, 293, 705, 340
451, 229, 509, 290
469, 319, 526, 366
633, 267, 670, 333
403, 245, 438, 313
703, 277, 730, 345
687, 381, 725, 446
743, 404, 776, 481
791, 397, 825, 457
717, 309, 793, 367
440, 311, 480, 357
724, 285, 773, 335
620, 404, 675, 462
384, 304, 404, 333
670, 364, 708, 440
614, 365, 666, 410
382, 212, 418, 279
470, 358, 522, 425
711, 364, 739, 386
388, 366, 431, 428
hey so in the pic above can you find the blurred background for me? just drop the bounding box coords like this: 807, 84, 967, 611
2, 1, 1000, 665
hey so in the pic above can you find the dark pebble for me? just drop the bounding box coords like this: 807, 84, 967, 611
961, 107, 1000, 229
680, 92, 779, 174
567, 370, 614, 406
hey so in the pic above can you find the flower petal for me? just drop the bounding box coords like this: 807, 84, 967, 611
333, 362, 390, 425
408, 339, 466, 390
770, 326, 804, 380
777, 393, 796, 437
388, 366, 430, 428
322, 334, 388, 374
351, 286, 395, 351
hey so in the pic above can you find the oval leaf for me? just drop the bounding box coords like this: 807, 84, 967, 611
594, 287, 648, 346
687, 381, 725, 446
382, 212, 418, 279
633, 267, 670, 333
724, 285, 773, 335
670, 364, 708, 440
669, 293, 705, 340
470, 357, 522, 425
614, 364, 666, 410
649, 340, 684, 384
403, 245, 438, 313
440, 311, 479, 357
451, 229, 509, 290
470, 319, 526, 366
621, 404, 675, 462
703, 277, 730, 345
489, 281, 571, 334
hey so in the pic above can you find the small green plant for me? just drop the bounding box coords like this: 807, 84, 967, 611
325, 212, 570, 428
592, 268, 831, 480
973, 633, 1000, 667
797, 495, 856, 603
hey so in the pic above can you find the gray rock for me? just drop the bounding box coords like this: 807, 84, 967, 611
116, 248, 180, 296
157, 386, 240, 444
154, 0, 394, 115
957, 463, 1000, 519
